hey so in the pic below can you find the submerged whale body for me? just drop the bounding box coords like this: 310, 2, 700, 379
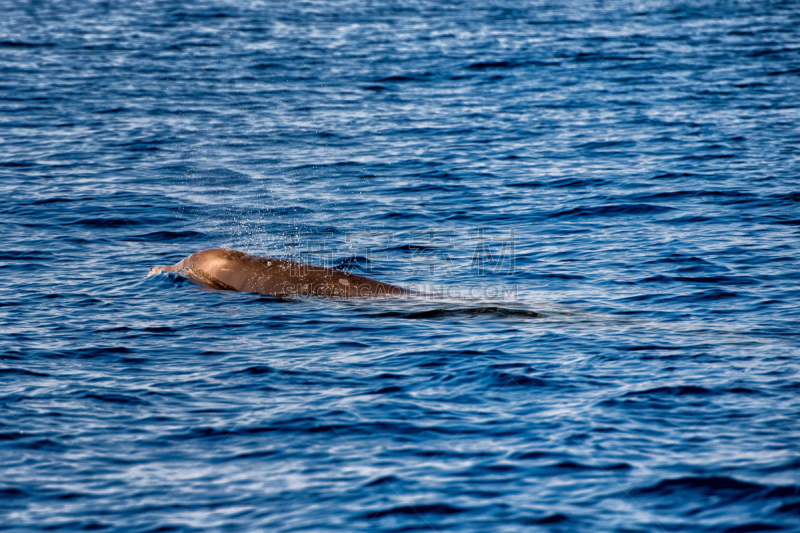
149, 248, 407, 298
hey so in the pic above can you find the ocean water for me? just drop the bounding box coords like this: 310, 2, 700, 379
2, 0, 800, 531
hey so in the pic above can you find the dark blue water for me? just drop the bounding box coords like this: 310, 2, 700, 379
2, 0, 800, 531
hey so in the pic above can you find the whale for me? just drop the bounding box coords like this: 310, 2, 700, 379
149, 248, 408, 298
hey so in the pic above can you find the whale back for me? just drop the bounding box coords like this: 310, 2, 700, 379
153, 248, 406, 298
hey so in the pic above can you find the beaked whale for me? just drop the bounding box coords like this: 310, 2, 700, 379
149, 248, 407, 298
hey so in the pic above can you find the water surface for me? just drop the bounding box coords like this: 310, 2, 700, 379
2, 0, 800, 531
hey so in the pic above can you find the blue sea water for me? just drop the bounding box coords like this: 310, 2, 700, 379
2, 0, 800, 531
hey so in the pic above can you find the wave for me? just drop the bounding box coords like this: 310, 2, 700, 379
363, 306, 544, 320
550, 204, 674, 217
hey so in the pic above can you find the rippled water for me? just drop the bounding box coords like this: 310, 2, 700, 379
2, 0, 800, 531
